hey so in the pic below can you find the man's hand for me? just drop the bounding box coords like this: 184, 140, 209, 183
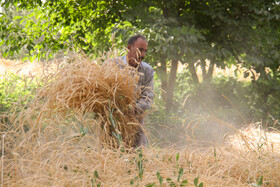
126, 108, 135, 116
125, 104, 135, 116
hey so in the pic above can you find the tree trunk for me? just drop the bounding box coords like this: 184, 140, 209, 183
158, 59, 167, 102
166, 60, 178, 112
201, 59, 207, 81
206, 59, 214, 82
188, 61, 199, 83
201, 58, 215, 82
158, 59, 179, 112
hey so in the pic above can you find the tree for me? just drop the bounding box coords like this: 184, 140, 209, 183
1, 0, 133, 60
1, 0, 279, 114
113, 0, 279, 112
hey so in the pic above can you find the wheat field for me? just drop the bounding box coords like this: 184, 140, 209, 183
0, 52, 279, 186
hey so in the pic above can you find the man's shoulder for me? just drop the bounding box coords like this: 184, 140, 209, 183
141, 61, 154, 73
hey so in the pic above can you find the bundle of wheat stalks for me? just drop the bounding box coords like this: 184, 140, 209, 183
36, 52, 142, 147
0, 51, 142, 149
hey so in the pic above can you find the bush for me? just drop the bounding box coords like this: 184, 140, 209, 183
174, 73, 280, 129
148, 70, 280, 146
0, 73, 38, 113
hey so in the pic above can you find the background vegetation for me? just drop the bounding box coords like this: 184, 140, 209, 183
1, 0, 280, 144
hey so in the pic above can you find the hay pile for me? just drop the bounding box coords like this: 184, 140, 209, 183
35, 52, 142, 147
0, 51, 143, 149
40, 55, 139, 114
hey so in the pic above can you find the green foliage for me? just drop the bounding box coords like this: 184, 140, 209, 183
2, 0, 279, 68
130, 152, 195, 186
211, 75, 280, 125
156, 153, 190, 186
0, 73, 38, 112
146, 183, 156, 187
250, 175, 264, 187
148, 67, 280, 147
172, 70, 280, 127
156, 170, 163, 186
175, 153, 186, 184
91, 170, 101, 187
108, 101, 122, 144
0, 0, 132, 60
194, 177, 203, 187
257, 175, 263, 186
136, 149, 144, 181
177, 168, 184, 182
0, 6, 31, 59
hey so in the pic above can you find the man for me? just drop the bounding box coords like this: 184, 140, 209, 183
120, 34, 154, 147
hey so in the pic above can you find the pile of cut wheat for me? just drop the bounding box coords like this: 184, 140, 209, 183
2, 51, 143, 149
40, 52, 143, 147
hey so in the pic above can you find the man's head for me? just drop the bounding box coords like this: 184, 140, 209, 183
127, 34, 148, 67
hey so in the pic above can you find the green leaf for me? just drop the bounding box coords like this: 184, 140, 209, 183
27, 44, 33, 51
156, 171, 160, 178
177, 168, 184, 182
122, 21, 132, 27
109, 111, 115, 128
257, 175, 263, 186
194, 177, 199, 187
29, 55, 36, 62
146, 183, 156, 187
156, 171, 163, 186
94, 170, 99, 179
180, 179, 188, 186
214, 147, 216, 158
3, 52, 8, 58
22, 57, 29, 61
176, 153, 179, 162
13, 16, 22, 20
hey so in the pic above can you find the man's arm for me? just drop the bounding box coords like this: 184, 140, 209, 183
135, 68, 154, 113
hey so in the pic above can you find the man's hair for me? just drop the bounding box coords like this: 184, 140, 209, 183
127, 34, 147, 46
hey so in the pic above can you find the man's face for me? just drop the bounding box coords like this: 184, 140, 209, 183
127, 38, 148, 67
